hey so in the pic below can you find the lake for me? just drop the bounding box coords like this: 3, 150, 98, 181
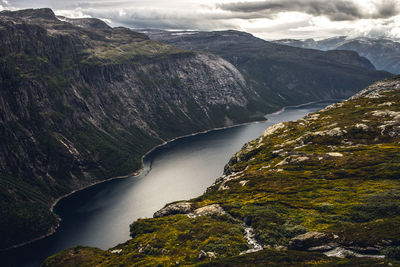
0, 101, 336, 266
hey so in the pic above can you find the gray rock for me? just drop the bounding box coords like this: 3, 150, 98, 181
193, 204, 226, 216
153, 202, 192, 218
308, 243, 339, 252
198, 250, 217, 259
324, 247, 385, 259
312, 127, 347, 137
288, 231, 337, 250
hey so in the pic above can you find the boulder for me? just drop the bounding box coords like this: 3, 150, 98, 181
326, 152, 343, 157
288, 231, 338, 250
153, 202, 192, 218
193, 204, 226, 216
263, 122, 286, 137
312, 127, 347, 137
198, 250, 217, 259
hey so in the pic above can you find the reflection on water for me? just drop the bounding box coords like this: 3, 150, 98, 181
0, 101, 335, 267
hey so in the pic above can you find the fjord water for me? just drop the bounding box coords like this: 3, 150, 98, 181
1, 101, 335, 266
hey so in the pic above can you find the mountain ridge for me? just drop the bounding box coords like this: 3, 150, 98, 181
273, 36, 400, 74
143, 29, 389, 109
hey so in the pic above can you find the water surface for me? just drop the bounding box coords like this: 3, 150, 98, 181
1, 101, 335, 266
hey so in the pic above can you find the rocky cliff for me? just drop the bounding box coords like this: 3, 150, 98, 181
0, 8, 258, 249
143, 30, 391, 108
45, 76, 400, 266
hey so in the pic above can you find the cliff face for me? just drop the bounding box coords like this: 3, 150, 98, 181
45, 76, 400, 266
143, 30, 391, 108
0, 9, 255, 249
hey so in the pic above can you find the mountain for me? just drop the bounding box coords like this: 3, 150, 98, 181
141, 30, 391, 109
0, 8, 262, 249
44, 76, 400, 265
274, 37, 400, 74
0, 9, 391, 250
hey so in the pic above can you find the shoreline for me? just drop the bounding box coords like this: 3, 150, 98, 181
265, 99, 343, 117
1, 118, 267, 252
52, 118, 268, 214
1, 99, 338, 252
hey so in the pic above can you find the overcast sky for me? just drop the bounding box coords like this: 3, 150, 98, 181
1, 0, 400, 40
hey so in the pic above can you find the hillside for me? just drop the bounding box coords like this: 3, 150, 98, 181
274, 37, 400, 74
142, 30, 390, 108
0, 8, 260, 249
0, 9, 391, 250
45, 76, 400, 266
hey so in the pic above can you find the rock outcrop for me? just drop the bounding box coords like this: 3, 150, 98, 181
288, 232, 338, 251
153, 202, 192, 218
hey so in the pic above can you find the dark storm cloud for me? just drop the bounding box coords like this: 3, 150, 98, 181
377, 1, 399, 18
4, 0, 243, 30
217, 0, 399, 21
3, 0, 400, 39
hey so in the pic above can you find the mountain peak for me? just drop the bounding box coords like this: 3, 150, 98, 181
0, 8, 57, 20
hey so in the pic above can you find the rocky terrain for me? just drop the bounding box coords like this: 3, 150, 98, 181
44, 76, 400, 266
274, 37, 400, 74
142, 30, 390, 108
0, 9, 391, 250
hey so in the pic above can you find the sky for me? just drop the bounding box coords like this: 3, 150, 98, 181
1, 0, 400, 40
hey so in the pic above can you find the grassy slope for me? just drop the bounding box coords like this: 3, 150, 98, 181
44, 77, 400, 265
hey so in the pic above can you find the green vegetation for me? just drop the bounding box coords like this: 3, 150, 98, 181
199, 249, 395, 266
45, 215, 248, 266
44, 246, 396, 267
82, 40, 191, 65
44, 78, 400, 265
0, 174, 59, 248
0, 119, 160, 248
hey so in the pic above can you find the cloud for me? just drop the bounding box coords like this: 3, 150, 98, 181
217, 0, 400, 21
5, 0, 241, 30
55, 8, 92, 19
1, 0, 9, 8
2, 0, 400, 40
67, 7, 240, 30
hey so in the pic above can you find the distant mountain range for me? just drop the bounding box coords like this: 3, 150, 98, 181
274, 37, 400, 74
142, 29, 390, 108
